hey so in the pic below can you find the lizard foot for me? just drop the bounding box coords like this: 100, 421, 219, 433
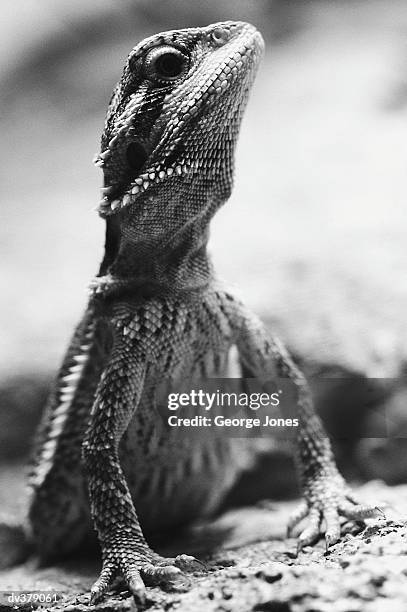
90, 550, 204, 605
0, 519, 31, 569
287, 471, 384, 553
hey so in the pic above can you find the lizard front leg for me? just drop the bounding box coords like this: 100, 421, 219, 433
224, 294, 381, 551
82, 319, 200, 604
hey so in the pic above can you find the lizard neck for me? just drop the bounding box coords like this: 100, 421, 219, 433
98, 214, 215, 297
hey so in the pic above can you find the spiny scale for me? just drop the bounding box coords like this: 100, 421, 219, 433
97, 162, 194, 213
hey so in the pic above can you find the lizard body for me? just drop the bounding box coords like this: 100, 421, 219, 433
1, 21, 379, 604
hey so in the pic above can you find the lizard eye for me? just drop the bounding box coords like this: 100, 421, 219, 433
144, 46, 188, 82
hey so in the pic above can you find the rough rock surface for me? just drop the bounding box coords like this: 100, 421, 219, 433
0, 480, 406, 612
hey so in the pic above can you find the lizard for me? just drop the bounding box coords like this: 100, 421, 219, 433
0, 20, 380, 606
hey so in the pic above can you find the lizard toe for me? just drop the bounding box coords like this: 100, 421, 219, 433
141, 562, 183, 587
91, 555, 149, 605
90, 544, 205, 602
140, 553, 206, 589
295, 508, 321, 553
90, 564, 116, 605
287, 500, 308, 537
125, 571, 147, 606
174, 554, 206, 572
141, 559, 191, 591
292, 471, 385, 554
344, 493, 385, 520
154, 553, 206, 572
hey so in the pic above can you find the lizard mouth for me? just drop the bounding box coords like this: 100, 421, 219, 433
96, 138, 194, 216
126, 141, 148, 175
96, 141, 149, 214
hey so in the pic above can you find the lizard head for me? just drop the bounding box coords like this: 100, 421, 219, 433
95, 21, 264, 239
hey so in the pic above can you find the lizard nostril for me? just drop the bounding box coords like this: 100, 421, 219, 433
210, 27, 230, 46
126, 141, 147, 174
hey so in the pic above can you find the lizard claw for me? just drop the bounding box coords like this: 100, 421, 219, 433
288, 471, 384, 553
375, 506, 386, 519
151, 553, 206, 573
91, 565, 147, 606
90, 549, 205, 603
174, 554, 207, 572
141, 553, 206, 590
295, 507, 323, 551
90, 564, 116, 605
127, 575, 147, 607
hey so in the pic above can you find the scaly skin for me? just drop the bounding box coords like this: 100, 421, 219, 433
0, 21, 380, 605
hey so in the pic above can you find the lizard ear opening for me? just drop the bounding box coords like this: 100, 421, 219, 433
126, 141, 148, 175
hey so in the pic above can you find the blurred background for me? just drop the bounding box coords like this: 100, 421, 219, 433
1, 0, 407, 512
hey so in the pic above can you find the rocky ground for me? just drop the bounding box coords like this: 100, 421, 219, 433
0, 481, 406, 612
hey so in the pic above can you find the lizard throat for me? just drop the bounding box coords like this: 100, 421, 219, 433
95, 223, 215, 298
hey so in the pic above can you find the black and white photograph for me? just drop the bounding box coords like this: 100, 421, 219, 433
1, 1, 407, 611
